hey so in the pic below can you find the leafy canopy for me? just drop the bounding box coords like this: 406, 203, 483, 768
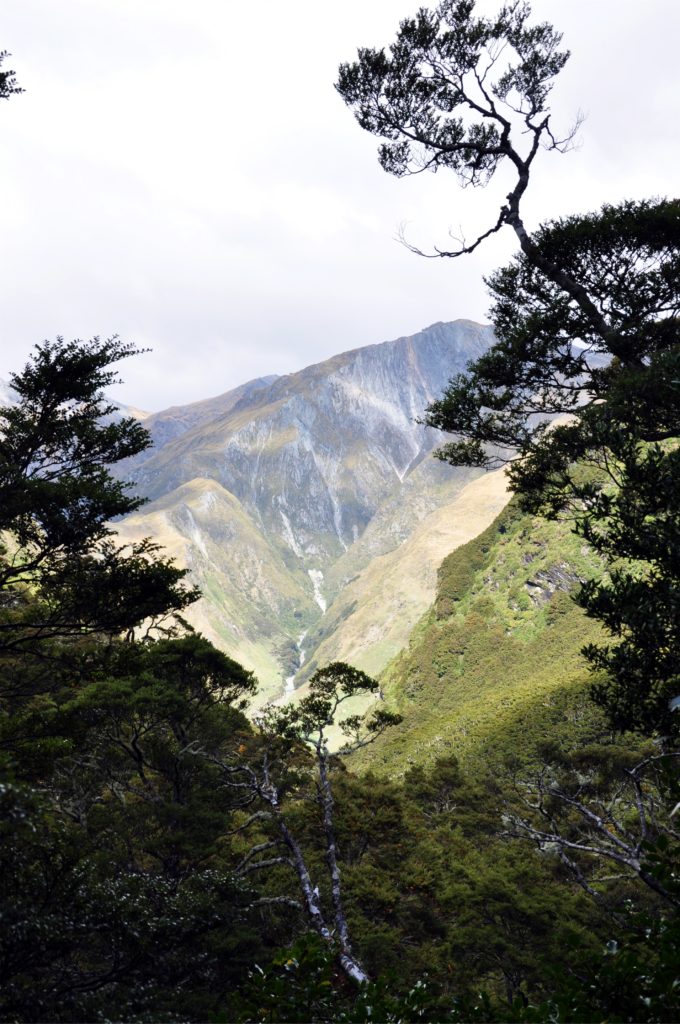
425, 199, 680, 475
337, 0, 576, 266
425, 199, 680, 734
0, 335, 199, 658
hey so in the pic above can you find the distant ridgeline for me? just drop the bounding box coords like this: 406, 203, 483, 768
354, 500, 608, 775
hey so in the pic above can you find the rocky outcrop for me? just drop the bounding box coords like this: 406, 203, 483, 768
524, 564, 584, 605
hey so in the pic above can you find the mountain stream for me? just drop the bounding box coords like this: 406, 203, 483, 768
284, 631, 308, 695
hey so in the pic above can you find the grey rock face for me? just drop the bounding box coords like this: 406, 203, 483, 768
122, 321, 494, 569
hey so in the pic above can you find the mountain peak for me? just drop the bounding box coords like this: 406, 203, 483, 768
115, 319, 500, 700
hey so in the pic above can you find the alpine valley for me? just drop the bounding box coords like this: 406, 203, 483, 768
112, 320, 512, 704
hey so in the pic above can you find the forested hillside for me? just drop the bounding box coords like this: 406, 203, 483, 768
2, 302, 677, 1024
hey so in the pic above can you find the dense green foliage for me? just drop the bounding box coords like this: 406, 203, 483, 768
1, 339, 672, 1022
425, 199, 680, 734
356, 501, 605, 773
0, 339, 266, 1019
234, 748, 680, 1023
2, 337, 676, 1023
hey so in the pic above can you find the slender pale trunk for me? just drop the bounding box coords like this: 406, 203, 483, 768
265, 776, 369, 985
317, 744, 367, 983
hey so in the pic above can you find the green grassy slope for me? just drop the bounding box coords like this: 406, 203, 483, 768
296, 468, 511, 683
354, 501, 609, 774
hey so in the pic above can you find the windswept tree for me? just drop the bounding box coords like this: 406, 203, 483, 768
336, 1, 669, 397
337, 3, 680, 736
336, 2, 594, 310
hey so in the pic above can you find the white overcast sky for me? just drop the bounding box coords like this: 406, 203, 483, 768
1, 0, 678, 410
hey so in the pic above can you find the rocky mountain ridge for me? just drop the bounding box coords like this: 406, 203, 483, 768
120, 320, 493, 566
108, 320, 509, 700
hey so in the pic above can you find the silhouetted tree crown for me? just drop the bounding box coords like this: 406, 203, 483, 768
0, 336, 199, 657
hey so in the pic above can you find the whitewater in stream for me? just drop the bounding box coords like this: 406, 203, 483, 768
280, 569, 326, 698
308, 569, 327, 612
284, 631, 308, 695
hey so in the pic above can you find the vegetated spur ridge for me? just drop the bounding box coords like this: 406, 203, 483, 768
114, 320, 505, 701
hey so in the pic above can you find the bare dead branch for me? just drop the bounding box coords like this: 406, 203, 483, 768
397, 204, 508, 260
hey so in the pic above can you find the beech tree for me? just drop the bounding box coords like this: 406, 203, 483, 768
0, 338, 262, 1019
424, 201, 680, 473
207, 662, 401, 986
0, 635, 259, 1021
505, 741, 680, 908
0, 336, 199, 673
337, 2, 680, 736
425, 199, 680, 734
336, 1, 595, 315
